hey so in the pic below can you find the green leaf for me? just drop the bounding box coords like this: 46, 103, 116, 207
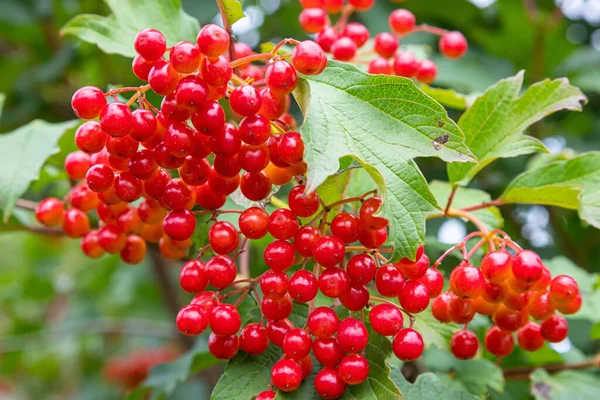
277, 322, 402, 400
500, 152, 600, 228
211, 346, 281, 400
419, 85, 475, 110
412, 308, 457, 351
530, 369, 600, 400
447, 72, 587, 186
391, 370, 479, 400
295, 61, 475, 260
453, 359, 505, 396
129, 340, 219, 400
0, 93, 5, 120
0, 119, 78, 222
429, 180, 503, 229
220, 0, 245, 25
60, 0, 200, 58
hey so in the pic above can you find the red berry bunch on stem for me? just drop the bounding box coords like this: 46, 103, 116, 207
35, 24, 327, 264
299, 0, 468, 82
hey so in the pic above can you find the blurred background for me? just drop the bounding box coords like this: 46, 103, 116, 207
0, 0, 599, 399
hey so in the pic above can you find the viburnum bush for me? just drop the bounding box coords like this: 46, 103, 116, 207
2, 0, 595, 398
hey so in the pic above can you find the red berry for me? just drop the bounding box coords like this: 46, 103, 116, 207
205, 256, 237, 289
485, 326, 514, 356
448, 296, 476, 324
190, 291, 219, 313
313, 235, 345, 268
229, 85, 262, 117
197, 24, 230, 58
262, 294, 293, 320
210, 304, 241, 336
313, 338, 345, 368
256, 391, 276, 400
314, 368, 347, 399
397, 253, 429, 280
162, 178, 193, 210
370, 303, 404, 336
260, 270, 289, 300
100, 102, 133, 137
307, 307, 339, 338
81, 230, 104, 259
195, 184, 227, 209
492, 305, 527, 332
292, 40, 327, 75
134, 28, 166, 61
450, 265, 484, 298
75, 121, 106, 154
316, 27, 338, 52
518, 321, 545, 351
63, 209, 90, 238
65, 151, 91, 180
417, 268, 444, 298
163, 209, 196, 241
549, 275, 579, 304
114, 171, 142, 202
132, 55, 156, 81
179, 156, 211, 186
331, 37, 357, 61
528, 291, 555, 320
278, 132, 305, 164
368, 57, 393, 75
331, 212, 361, 244
393, 51, 419, 78
541, 314, 568, 343
512, 250, 544, 283
240, 171, 272, 201
288, 185, 320, 218
416, 59, 437, 84
289, 270, 319, 303
342, 23, 369, 48
298, 8, 329, 34
239, 114, 271, 145
556, 294, 582, 315
175, 75, 208, 110
319, 267, 350, 298
337, 318, 368, 352
239, 207, 269, 239
131, 109, 157, 142
283, 328, 312, 360
170, 41, 201, 73
191, 101, 225, 136
374, 32, 398, 58
451, 330, 479, 359
359, 197, 388, 230
392, 328, 423, 361
266, 60, 298, 95
339, 353, 369, 385
481, 250, 512, 283
346, 254, 376, 285
375, 264, 405, 297
240, 323, 269, 355
439, 31, 468, 59
264, 240, 296, 271
201, 56, 232, 87
149, 60, 181, 96
389, 9, 416, 34
267, 319, 294, 347
431, 293, 453, 323
349, 0, 374, 11
399, 280, 430, 313
339, 284, 370, 311
180, 260, 208, 293
209, 221, 240, 255
86, 164, 114, 192
71, 86, 107, 119
176, 304, 208, 336
35, 198, 64, 226
271, 359, 302, 392
208, 333, 239, 359
268, 209, 299, 240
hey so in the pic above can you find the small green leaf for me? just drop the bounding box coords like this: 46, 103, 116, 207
219, 0, 245, 25
391, 370, 479, 400
448, 72, 587, 185
453, 359, 505, 396
419, 85, 475, 110
295, 61, 475, 260
429, 180, 503, 229
500, 152, 600, 228
530, 369, 600, 400
61, 0, 200, 58
0, 119, 78, 222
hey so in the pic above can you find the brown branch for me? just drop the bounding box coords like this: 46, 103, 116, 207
16, 199, 38, 210
459, 199, 505, 213
24, 226, 64, 236
504, 354, 600, 379
216, 0, 239, 75
444, 185, 458, 215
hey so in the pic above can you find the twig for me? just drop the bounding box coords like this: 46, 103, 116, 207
216, 0, 239, 75
504, 353, 600, 378
15, 199, 38, 210
444, 185, 458, 215
459, 199, 504, 213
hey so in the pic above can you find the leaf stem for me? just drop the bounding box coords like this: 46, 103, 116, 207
459, 199, 505, 213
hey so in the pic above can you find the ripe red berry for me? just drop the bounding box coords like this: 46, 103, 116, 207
342, 23, 369, 48
316, 26, 339, 52
289, 270, 319, 303
63, 209, 91, 238
556, 294, 582, 315
339, 353, 369, 385
114, 171, 142, 202
267, 319, 294, 347
256, 391, 276, 400
266, 60, 298, 95
375, 264, 405, 297
209, 304, 241, 336
176, 304, 208, 336
86, 164, 114, 192
368, 57, 393, 75
318, 267, 350, 298
373, 32, 398, 59
268, 209, 299, 240
283, 328, 313, 360
278, 132, 304, 164
197, 24, 230, 58
313, 235, 345, 268
163, 209, 196, 241
264, 240, 296, 271
337, 318, 368, 352
191, 101, 225, 136
240, 323, 269, 355
195, 184, 227, 209
271, 359, 302, 392
448, 296, 476, 324
230, 85, 263, 117
180, 260, 208, 293
439, 31, 468, 59
313, 338, 345, 368
288, 185, 320, 218
35, 198, 64, 226
201, 56, 232, 87
416, 59, 437, 84
518, 321, 545, 351
170, 41, 201, 73
314, 368, 347, 399
393, 328, 424, 361
541, 314, 568, 343
239, 114, 271, 146
209, 221, 240, 255
397, 253, 429, 280
528, 291, 555, 320
360, 197, 388, 230
132, 55, 156, 81
450, 265, 484, 298
260, 270, 289, 300
307, 307, 339, 338
205, 255, 237, 289
71, 86, 107, 119
292, 40, 327, 75
134, 28, 166, 61
393, 51, 419, 78
100, 102, 133, 137
512, 250, 544, 283
81, 230, 104, 259
370, 303, 404, 336
431, 293, 452, 323
389, 9, 416, 34
74, 121, 106, 155
239, 207, 269, 239
349, 0, 375, 11
339, 284, 370, 311
485, 326, 514, 356
65, 151, 91, 180
208, 333, 239, 359
451, 330, 479, 359
549, 275, 579, 304
240, 171, 272, 201
331, 37, 357, 61
399, 280, 430, 313
298, 8, 329, 34
331, 212, 361, 244
162, 178, 193, 210
262, 294, 293, 319
417, 268, 444, 298
481, 250, 512, 283
346, 254, 376, 285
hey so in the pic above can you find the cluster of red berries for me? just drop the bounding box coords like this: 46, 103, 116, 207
34, 24, 327, 263
299, 0, 468, 82
174, 189, 446, 399
432, 246, 580, 359
103, 347, 178, 389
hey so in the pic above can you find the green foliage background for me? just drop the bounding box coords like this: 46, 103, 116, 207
0, 0, 599, 399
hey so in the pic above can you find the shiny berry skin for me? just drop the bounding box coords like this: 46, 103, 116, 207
179, 157, 210, 186
448, 296, 476, 324
307, 307, 339, 338
512, 250, 544, 283
368, 57, 393, 75
176, 304, 208, 336
266, 60, 298, 95
374, 32, 398, 58
256, 391, 276, 400
134, 28, 166, 61
69, 185, 97, 212
180, 260, 208, 293
431, 293, 452, 323
191, 101, 225, 136
175, 76, 208, 111
208, 333, 239, 359
399, 280, 430, 313
339, 353, 369, 385
450, 265, 484, 298
86, 164, 114, 192
389, 9, 416, 34
240, 171, 272, 201
239, 114, 271, 145
313, 235, 345, 268
205, 256, 237, 289
229, 85, 262, 117
346, 254, 376, 285
313, 338, 345, 368
195, 184, 227, 209
283, 328, 312, 360
298, 8, 329, 34
556, 294, 582, 315
81, 231, 104, 259
331, 212, 361, 244
485, 326, 514, 356
360, 197, 388, 230
197, 24, 230, 58
62, 209, 90, 238
397, 253, 429, 280
314, 368, 347, 399
268, 209, 299, 240
541, 315, 568, 342
292, 40, 327, 75
278, 132, 304, 165
209, 304, 241, 336
35, 198, 64, 226
549, 275, 579, 304
114, 171, 142, 202
370, 303, 404, 336
260, 270, 289, 300
375, 264, 405, 297
100, 102, 133, 137
340, 284, 370, 311
259, 88, 287, 120
65, 151, 91, 180
331, 37, 357, 61
163, 209, 196, 241
439, 31, 468, 59
349, 0, 374, 11
264, 240, 296, 271
481, 250, 512, 283
417, 268, 444, 298
342, 23, 369, 48
148, 60, 181, 96
132, 54, 155, 81
75, 121, 106, 154
518, 322, 545, 351
393, 51, 419, 78
162, 178, 193, 210
289, 270, 318, 303
271, 359, 302, 392
238, 144, 269, 173
288, 186, 320, 219
267, 319, 294, 347
190, 291, 219, 313
262, 294, 293, 320
393, 328, 424, 361
71, 86, 107, 119
337, 318, 368, 353
130, 109, 157, 142
318, 267, 350, 298
416, 59, 437, 84
201, 56, 232, 87
493, 305, 527, 332
451, 330, 479, 360
239, 207, 269, 239
98, 225, 127, 254
316, 26, 339, 52
208, 221, 239, 255
528, 291, 555, 320
170, 41, 201, 73
239, 323, 269, 355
